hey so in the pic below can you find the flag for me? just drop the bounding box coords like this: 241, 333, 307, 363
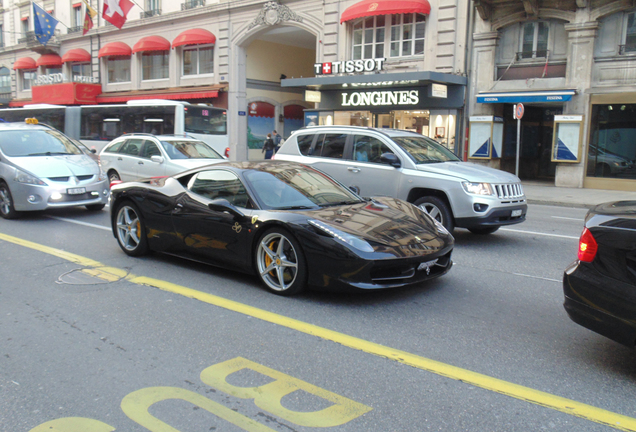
82, 8, 93, 35
83, 0, 97, 19
33, 2, 59, 46
103, 0, 134, 29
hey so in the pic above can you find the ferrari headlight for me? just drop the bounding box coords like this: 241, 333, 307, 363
14, 169, 47, 186
462, 182, 493, 196
309, 220, 374, 253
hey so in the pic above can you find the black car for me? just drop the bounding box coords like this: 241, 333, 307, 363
110, 161, 454, 295
563, 201, 636, 346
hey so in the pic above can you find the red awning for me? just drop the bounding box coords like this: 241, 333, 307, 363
96, 90, 219, 103
248, 102, 275, 118
36, 54, 63, 68
13, 57, 37, 70
284, 104, 306, 120
340, 0, 431, 24
62, 48, 91, 63
172, 28, 216, 49
132, 36, 171, 54
98, 42, 132, 58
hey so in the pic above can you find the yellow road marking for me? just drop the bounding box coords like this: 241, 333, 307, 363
2, 231, 634, 431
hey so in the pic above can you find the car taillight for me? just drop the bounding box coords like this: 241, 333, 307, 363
224, 147, 230, 158
578, 227, 598, 262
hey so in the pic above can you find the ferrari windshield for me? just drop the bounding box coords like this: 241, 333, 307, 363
0, 129, 83, 157
160, 140, 223, 160
244, 166, 363, 210
392, 136, 460, 164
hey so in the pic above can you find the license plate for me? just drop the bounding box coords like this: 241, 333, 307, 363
511, 209, 522, 217
67, 187, 86, 195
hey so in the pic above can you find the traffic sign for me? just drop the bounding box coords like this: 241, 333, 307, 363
514, 103, 524, 120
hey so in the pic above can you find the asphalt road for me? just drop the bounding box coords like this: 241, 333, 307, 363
2, 203, 635, 432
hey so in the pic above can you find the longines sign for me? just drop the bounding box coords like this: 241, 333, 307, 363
34, 73, 99, 86
341, 90, 420, 107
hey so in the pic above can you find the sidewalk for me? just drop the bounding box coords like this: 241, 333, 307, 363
522, 180, 636, 208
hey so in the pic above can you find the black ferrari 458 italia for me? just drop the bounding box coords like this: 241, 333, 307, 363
563, 201, 636, 346
110, 161, 454, 295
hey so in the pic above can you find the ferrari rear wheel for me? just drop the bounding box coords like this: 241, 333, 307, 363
255, 228, 307, 296
0, 182, 20, 219
115, 201, 149, 256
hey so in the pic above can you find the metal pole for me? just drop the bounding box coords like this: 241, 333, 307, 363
516, 118, 520, 177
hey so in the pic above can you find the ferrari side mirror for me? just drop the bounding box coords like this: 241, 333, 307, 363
208, 199, 245, 219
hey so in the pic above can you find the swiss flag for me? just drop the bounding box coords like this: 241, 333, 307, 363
103, 0, 134, 29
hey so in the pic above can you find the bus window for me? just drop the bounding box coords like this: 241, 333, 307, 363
80, 105, 176, 140
184, 105, 226, 135
0, 108, 65, 132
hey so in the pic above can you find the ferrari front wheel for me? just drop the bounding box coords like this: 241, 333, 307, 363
115, 201, 149, 256
255, 228, 307, 296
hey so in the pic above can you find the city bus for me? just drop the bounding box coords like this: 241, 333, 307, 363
0, 100, 229, 156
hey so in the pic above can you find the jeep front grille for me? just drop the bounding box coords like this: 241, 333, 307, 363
493, 183, 524, 201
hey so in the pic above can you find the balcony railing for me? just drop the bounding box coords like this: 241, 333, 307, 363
140, 8, 161, 18
68, 25, 83, 34
17, 31, 37, 44
181, 0, 205, 10
619, 44, 636, 55
516, 50, 548, 61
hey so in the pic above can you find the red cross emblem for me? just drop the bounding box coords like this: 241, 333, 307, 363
322, 62, 332, 74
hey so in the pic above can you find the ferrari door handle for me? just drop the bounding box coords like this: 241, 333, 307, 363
347, 167, 360, 173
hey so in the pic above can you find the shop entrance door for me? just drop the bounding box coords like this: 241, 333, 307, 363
502, 104, 561, 180
374, 113, 393, 129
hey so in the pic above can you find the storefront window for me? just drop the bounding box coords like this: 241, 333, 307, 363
0, 67, 10, 94
107, 57, 131, 83
72, 63, 91, 79
352, 13, 425, 60
183, 45, 214, 76
142, 51, 169, 80
335, 111, 371, 126
21, 70, 36, 90
587, 104, 636, 179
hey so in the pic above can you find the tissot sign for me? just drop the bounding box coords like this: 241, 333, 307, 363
315, 58, 386, 75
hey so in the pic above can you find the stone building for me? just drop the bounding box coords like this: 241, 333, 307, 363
468, 0, 636, 191
0, 0, 470, 160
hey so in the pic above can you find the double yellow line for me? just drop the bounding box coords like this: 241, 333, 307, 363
1, 231, 634, 431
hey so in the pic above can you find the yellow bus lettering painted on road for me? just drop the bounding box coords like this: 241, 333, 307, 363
29, 417, 116, 432
200, 357, 372, 428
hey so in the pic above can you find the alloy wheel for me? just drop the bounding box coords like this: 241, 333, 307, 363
256, 232, 299, 292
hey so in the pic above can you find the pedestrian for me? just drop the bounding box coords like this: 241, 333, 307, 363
273, 130, 282, 153
262, 133, 275, 159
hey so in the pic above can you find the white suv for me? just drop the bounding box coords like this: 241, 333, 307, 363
274, 126, 526, 234
99, 134, 226, 183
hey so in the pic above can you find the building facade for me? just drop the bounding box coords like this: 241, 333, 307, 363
0, 0, 470, 160
468, 0, 636, 191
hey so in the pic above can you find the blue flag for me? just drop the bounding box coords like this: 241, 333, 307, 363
33, 2, 59, 46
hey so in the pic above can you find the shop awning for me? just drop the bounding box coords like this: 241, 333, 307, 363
132, 36, 171, 54
284, 104, 306, 120
340, 0, 431, 24
62, 48, 91, 63
477, 90, 576, 103
95, 85, 225, 103
36, 54, 63, 68
98, 42, 132, 58
248, 102, 275, 118
13, 57, 37, 70
172, 28, 216, 48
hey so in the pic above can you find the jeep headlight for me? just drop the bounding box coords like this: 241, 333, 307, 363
309, 220, 374, 253
14, 169, 47, 186
462, 182, 493, 196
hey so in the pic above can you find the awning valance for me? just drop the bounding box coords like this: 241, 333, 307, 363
133, 36, 171, 54
340, 0, 431, 24
477, 90, 576, 104
13, 57, 37, 70
62, 48, 91, 63
95, 85, 225, 103
98, 42, 132, 58
172, 28, 216, 48
36, 54, 63, 68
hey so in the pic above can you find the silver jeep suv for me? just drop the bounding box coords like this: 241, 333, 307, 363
274, 126, 526, 234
